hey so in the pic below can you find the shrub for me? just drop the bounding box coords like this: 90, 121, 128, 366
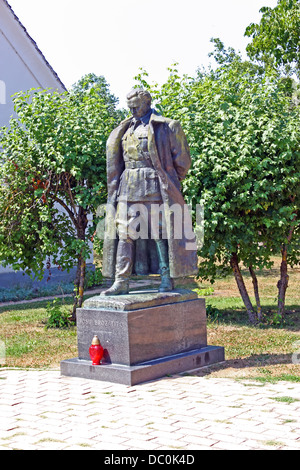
45, 299, 74, 329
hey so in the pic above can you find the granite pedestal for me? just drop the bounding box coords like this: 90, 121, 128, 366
60, 289, 225, 385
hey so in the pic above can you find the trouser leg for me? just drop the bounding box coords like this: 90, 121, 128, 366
155, 239, 174, 292
101, 200, 135, 296
101, 238, 133, 296
102, 201, 174, 295
115, 238, 134, 281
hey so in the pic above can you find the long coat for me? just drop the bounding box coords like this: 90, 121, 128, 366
102, 111, 198, 279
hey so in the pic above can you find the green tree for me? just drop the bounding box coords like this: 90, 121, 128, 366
0, 74, 122, 319
245, 0, 300, 317
135, 48, 300, 323
245, 0, 300, 79
190, 57, 299, 322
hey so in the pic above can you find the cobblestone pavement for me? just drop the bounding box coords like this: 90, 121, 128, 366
0, 369, 299, 450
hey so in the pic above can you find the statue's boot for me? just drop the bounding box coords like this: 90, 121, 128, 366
155, 239, 174, 292
159, 269, 174, 292
101, 279, 129, 296
101, 239, 133, 296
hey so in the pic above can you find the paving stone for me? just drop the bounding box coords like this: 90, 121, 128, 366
0, 369, 300, 450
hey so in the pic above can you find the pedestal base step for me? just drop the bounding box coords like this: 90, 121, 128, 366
60, 345, 225, 386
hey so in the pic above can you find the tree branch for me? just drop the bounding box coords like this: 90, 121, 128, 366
287, 212, 298, 244
53, 195, 78, 227
63, 173, 78, 219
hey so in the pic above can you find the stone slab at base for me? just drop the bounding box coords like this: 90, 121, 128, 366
76, 289, 207, 366
60, 346, 225, 386
60, 289, 225, 385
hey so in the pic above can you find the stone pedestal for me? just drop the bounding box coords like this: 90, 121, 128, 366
60, 289, 225, 385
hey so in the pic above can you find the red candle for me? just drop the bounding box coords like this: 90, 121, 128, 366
89, 335, 104, 365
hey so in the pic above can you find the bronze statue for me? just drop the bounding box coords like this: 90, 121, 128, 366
101, 88, 197, 296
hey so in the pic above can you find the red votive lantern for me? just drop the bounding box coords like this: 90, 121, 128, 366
89, 335, 104, 365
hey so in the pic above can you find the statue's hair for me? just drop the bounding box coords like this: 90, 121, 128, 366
126, 87, 152, 105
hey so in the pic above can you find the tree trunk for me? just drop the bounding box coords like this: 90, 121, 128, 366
277, 245, 289, 319
71, 206, 88, 322
72, 260, 80, 322
77, 257, 86, 309
230, 253, 257, 324
276, 210, 298, 320
249, 265, 263, 322
72, 256, 86, 322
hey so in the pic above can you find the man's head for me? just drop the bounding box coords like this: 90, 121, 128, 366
126, 88, 152, 119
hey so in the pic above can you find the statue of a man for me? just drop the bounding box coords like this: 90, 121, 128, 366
101, 88, 197, 296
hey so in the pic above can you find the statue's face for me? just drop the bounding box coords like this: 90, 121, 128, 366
127, 96, 150, 119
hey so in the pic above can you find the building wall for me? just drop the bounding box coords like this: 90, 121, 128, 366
0, 0, 66, 126
0, 1, 94, 288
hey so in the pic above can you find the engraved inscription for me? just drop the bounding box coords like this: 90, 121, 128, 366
78, 317, 123, 329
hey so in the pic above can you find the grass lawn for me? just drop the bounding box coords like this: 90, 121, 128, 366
0, 256, 299, 382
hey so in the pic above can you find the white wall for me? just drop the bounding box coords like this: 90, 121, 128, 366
0, 0, 65, 127
0, 1, 79, 286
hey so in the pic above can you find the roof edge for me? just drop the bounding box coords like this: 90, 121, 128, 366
2, 0, 67, 91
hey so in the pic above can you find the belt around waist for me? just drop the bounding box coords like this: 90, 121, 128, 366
125, 161, 154, 169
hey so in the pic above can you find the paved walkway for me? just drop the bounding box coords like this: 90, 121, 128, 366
0, 369, 299, 450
